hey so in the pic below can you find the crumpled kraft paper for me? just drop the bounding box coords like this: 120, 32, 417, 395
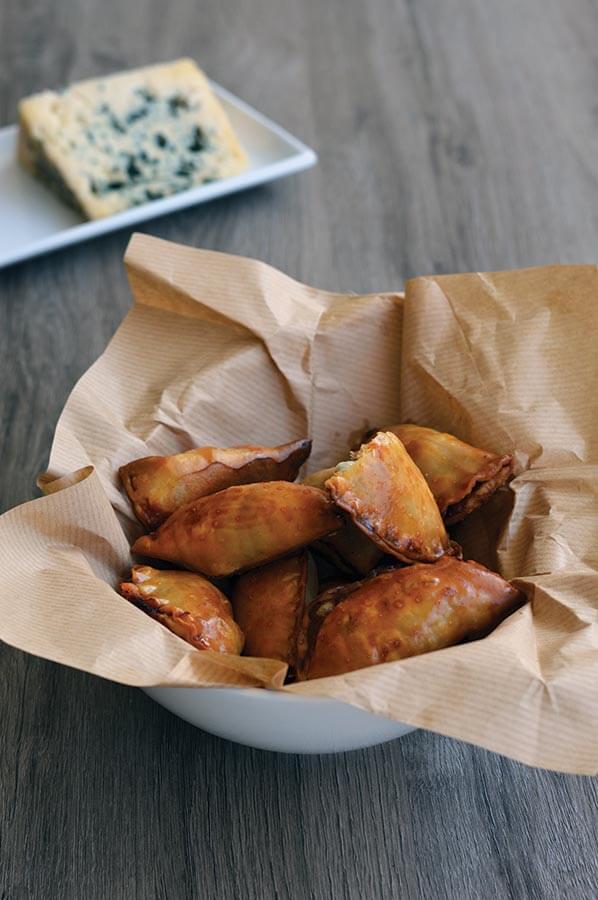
0, 234, 596, 773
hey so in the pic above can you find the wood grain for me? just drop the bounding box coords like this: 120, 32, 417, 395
1, 0, 598, 897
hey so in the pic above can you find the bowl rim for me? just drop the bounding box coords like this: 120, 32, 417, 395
145, 685, 346, 705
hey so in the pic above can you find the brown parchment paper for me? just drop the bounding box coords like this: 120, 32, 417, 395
0, 234, 597, 773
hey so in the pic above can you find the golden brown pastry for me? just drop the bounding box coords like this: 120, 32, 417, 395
295, 579, 358, 678
380, 425, 513, 524
301, 557, 524, 680
120, 438, 311, 529
132, 481, 343, 577
119, 564, 243, 654
325, 431, 452, 564
304, 467, 383, 575
232, 552, 314, 672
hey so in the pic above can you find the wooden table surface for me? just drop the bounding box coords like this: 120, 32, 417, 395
1, 1, 598, 897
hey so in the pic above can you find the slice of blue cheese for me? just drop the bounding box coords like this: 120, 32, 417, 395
18, 59, 249, 219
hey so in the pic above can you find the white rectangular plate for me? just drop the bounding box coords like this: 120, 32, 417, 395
0, 82, 317, 269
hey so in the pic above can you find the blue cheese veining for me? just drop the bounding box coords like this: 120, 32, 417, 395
17, 59, 249, 219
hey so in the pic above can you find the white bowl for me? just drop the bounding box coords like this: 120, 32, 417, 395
144, 686, 416, 753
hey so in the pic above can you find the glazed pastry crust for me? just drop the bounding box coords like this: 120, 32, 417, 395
120, 438, 311, 529
132, 481, 343, 577
232, 552, 309, 671
325, 432, 451, 564
119, 564, 244, 654
384, 424, 513, 524
301, 557, 524, 680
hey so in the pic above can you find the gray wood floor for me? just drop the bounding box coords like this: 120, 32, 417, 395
1, 1, 598, 897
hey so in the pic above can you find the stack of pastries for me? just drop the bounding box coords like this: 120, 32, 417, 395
118, 426, 523, 680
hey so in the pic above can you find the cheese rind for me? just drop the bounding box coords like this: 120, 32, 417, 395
18, 59, 249, 219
